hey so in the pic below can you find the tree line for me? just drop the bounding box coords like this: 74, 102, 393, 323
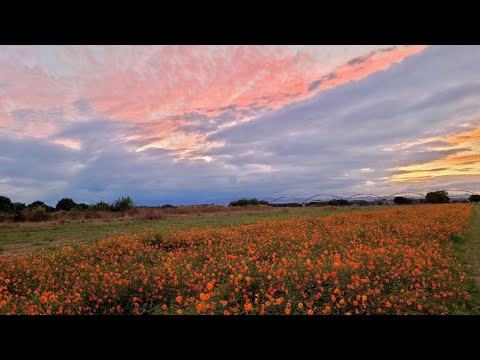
228, 191, 480, 207
0, 195, 134, 218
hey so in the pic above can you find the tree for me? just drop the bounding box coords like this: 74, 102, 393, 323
12, 202, 26, 212
0, 196, 12, 213
229, 198, 269, 206
425, 191, 450, 204
469, 194, 480, 202
27, 201, 54, 212
76, 203, 90, 210
112, 196, 134, 211
92, 201, 112, 211
328, 199, 350, 206
56, 198, 78, 211
393, 196, 413, 205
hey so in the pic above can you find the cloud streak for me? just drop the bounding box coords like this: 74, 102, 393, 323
3, 45, 480, 205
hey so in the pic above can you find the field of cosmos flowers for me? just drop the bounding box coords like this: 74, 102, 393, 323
0, 204, 475, 315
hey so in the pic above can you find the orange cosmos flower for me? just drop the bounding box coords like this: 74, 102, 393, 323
298, 302, 304, 309
207, 282, 214, 291
40, 296, 47, 304
307, 309, 313, 315
285, 308, 291, 315
176, 296, 183, 303
244, 303, 253, 312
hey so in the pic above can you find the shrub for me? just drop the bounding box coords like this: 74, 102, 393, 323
20, 206, 50, 222
425, 191, 450, 204
112, 196, 134, 211
468, 194, 480, 203
92, 201, 112, 211
76, 203, 90, 210
28, 201, 54, 212
393, 197, 413, 205
56, 198, 78, 211
328, 199, 350, 206
161, 204, 176, 209
451, 232, 466, 243
229, 198, 269, 206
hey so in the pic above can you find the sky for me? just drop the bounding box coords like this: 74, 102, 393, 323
1, 45, 479, 205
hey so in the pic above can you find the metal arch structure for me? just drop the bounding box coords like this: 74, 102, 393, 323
345, 193, 384, 200
261, 189, 480, 205
268, 196, 306, 204
385, 192, 425, 199
443, 189, 480, 196
304, 194, 346, 202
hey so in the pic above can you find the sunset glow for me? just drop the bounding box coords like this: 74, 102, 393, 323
1, 45, 479, 205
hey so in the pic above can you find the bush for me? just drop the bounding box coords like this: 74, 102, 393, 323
28, 201, 54, 212
425, 191, 450, 204
161, 204, 176, 209
393, 196, 413, 205
112, 196, 134, 211
20, 206, 50, 222
451, 233, 466, 243
328, 199, 350, 206
56, 198, 78, 212
229, 198, 269, 206
469, 194, 480, 203
76, 203, 90, 210
92, 201, 112, 211
0, 196, 12, 213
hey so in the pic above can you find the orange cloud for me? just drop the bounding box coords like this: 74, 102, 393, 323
390, 125, 480, 182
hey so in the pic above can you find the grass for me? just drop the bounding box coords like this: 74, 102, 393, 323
453, 203, 480, 314
0, 206, 376, 257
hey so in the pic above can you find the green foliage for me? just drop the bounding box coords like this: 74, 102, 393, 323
425, 191, 450, 204
92, 201, 112, 211
451, 232, 466, 244
328, 199, 350, 206
12, 202, 26, 212
393, 196, 413, 205
469, 194, 480, 203
0, 196, 12, 213
76, 203, 90, 210
229, 198, 269, 206
28, 201, 54, 212
112, 196, 134, 211
56, 198, 78, 212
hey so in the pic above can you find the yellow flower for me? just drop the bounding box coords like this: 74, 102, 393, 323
245, 277, 251, 282
362, 295, 367, 301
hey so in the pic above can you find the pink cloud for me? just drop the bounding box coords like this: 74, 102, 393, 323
0, 45, 427, 152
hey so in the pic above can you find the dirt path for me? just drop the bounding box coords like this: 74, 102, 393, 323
463, 204, 480, 288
